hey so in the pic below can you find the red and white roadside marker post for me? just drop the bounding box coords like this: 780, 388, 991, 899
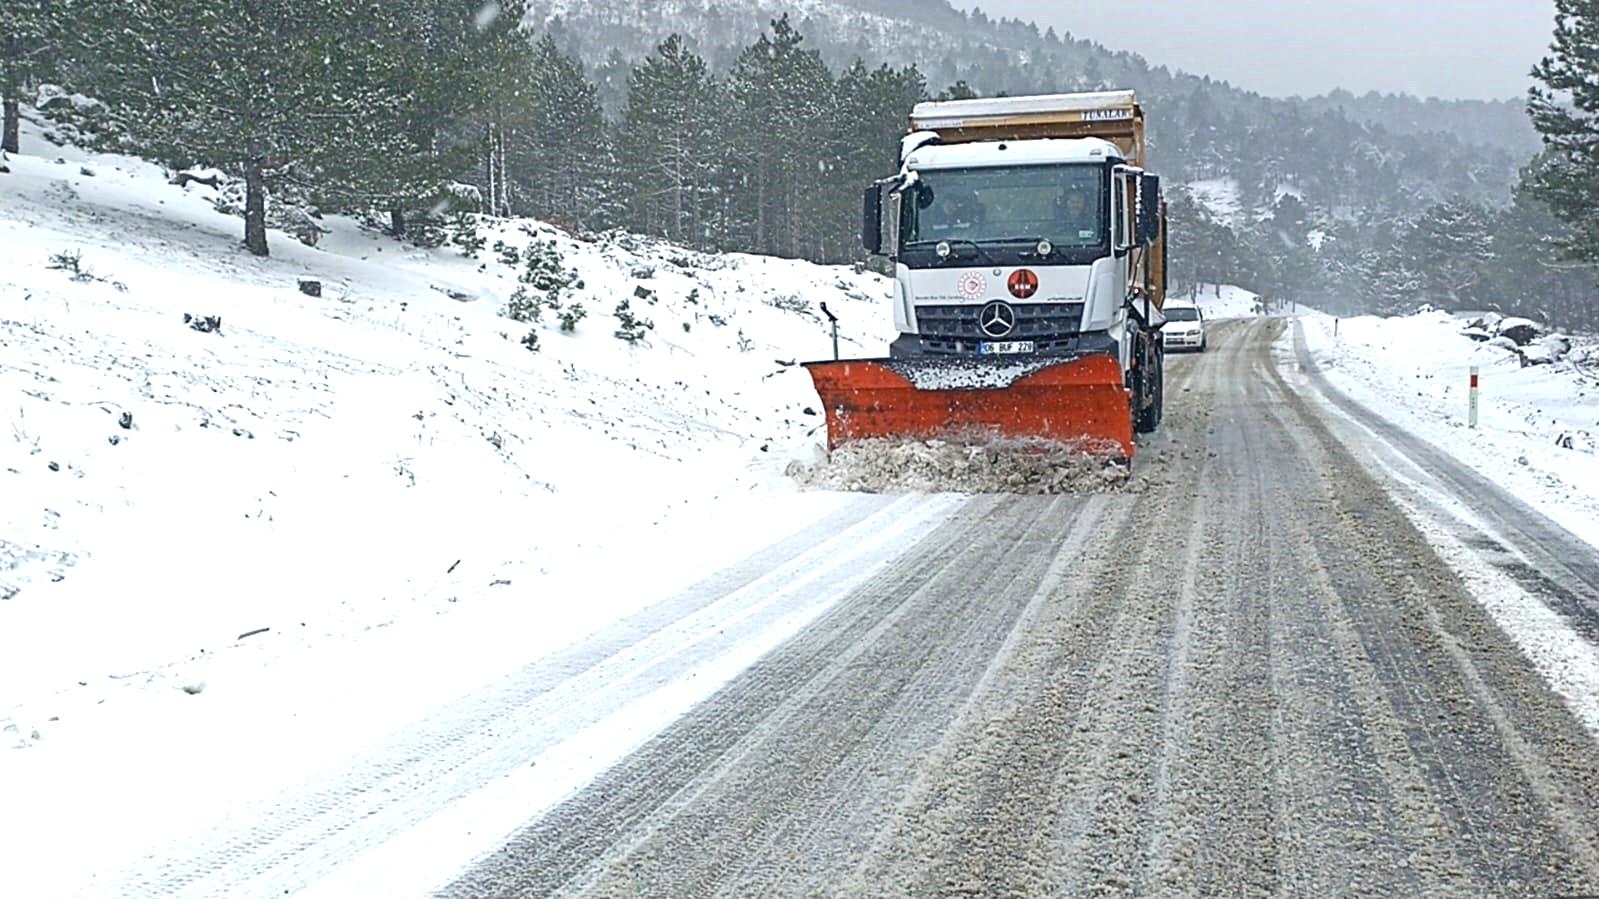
1469, 366, 1480, 429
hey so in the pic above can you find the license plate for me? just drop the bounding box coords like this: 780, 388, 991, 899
978, 341, 1035, 355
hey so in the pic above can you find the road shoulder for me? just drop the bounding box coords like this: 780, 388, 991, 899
1278, 319, 1599, 741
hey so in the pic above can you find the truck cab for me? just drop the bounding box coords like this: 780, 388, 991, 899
863, 92, 1167, 395
806, 90, 1168, 458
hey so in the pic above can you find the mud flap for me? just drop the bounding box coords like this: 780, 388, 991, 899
804, 354, 1135, 459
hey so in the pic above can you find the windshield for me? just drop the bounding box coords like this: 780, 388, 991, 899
1165, 307, 1200, 322
901, 164, 1106, 248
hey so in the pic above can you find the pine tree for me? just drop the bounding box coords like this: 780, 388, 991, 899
1165, 185, 1243, 295
474, 8, 540, 219
617, 35, 721, 245
1527, 0, 1599, 263
1404, 199, 1495, 309
1310, 220, 1368, 316
1489, 174, 1598, 327
1361, 236, 1427, 315
1262, 193, 1319, 299
0, 0, 61, 153
83, 0, 410, 256
828, 60, 924, 258
366, 0, 531, 234
1080, 54, 1104, 91
724, 15, 834, 257
510, 35, 610, 229
936, 80, 978, 102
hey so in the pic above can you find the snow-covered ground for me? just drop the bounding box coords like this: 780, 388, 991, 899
1283, 308, 1599, 756
10, 103, 1592, 896
1186, 177, 1244, 227
0, 120, 948, 895
1295, 308, 1599, 550
1175, 282, 1271, 320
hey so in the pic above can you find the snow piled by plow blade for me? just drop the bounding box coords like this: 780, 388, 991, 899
786, 436, 1131, 495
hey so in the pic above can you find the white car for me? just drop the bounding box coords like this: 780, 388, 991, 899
1162, 302, 1206, 352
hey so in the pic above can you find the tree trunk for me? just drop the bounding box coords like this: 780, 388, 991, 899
2, 96, 18, 155
3, 30, 20, 155
244, 158, 269, 257
495, 131, 508, 215
485, 121, 508, 218
390, 208, 406, 237
479, 123, 492, 217
755, 166, 767, 255
671, 130, 685, 242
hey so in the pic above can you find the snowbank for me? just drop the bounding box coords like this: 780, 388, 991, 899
1298, 309, 1599, 548
0, 132, 902, 678
1170, 283, 1272, 320
1187, 177, 1244, 228
0, 116, 916, 894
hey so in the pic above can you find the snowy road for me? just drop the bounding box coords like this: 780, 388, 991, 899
14, 120, 1596, 898
1289, 321, 1599, 645
442, 318, 1599, 898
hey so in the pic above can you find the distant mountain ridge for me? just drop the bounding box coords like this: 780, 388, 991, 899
521, 0, 1563, 314
526, 0, 1539, 161
1302, 91, 1538, 158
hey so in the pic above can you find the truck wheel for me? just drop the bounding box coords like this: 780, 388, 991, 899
1135, 345, 1164, 434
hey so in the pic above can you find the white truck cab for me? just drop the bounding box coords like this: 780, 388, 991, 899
845, 90, 1171, 444
883, 135, 1153, 374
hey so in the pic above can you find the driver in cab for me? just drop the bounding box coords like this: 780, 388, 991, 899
1054, 189, 1098, 243
922, 186, 983, 235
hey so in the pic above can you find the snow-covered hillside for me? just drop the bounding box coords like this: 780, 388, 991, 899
527, 0, 971, 64
1187, 177, 1245, 228
1186, 283, 1269, 320
0, 122, 910, 894
1294, 309, 1599, 547
0, 121, 897, 704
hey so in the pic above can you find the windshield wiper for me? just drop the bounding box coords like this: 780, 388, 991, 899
975, 236, 1057, 257
905, 238, 999, 266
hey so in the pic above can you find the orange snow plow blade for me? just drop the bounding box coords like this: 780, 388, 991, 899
804, 354, 1135, 459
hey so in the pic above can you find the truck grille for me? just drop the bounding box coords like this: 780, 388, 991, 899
915, 302, 1087, 354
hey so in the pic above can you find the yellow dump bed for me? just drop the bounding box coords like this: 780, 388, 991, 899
908, 90, 1147, 168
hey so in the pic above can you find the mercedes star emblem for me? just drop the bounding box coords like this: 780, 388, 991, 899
979, 301, 1017, 339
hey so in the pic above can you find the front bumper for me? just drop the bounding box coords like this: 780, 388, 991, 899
893, 330, 1119, 359
1163, 331, 1204, 350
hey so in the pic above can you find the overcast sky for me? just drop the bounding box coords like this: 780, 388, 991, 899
957, 1, 1555, 101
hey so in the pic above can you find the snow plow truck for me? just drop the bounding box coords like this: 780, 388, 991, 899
806, 90, 1168, 459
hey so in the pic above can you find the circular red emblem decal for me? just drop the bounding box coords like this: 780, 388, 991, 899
957, 272, 987, 300
1008, 269, 1039, 300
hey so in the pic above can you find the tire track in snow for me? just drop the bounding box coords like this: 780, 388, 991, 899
438, 494, 1108, 899
442, 318, 1599, 898
85, 493, 962, 899
1291, 322, 1599, 639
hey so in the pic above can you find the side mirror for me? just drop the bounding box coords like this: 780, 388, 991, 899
862, 184, 883, 255
1138, 174, 1162, 245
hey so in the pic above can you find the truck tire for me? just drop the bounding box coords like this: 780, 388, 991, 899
1135, 344, 1164, 434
